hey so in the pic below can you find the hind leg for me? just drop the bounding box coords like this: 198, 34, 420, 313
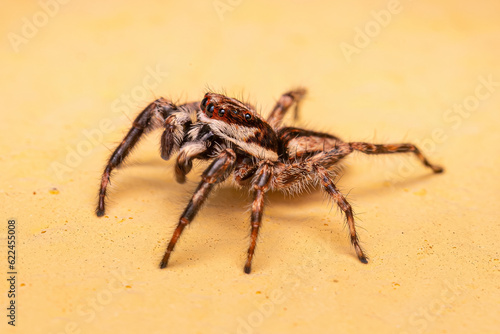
349, 142, 444, 173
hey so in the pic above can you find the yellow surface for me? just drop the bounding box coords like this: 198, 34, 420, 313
1, 1, 499, 333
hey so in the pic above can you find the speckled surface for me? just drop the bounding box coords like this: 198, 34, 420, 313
1, 1, 499, 333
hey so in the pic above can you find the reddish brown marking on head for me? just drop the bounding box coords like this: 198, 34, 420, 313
200, 93, 279, 159
200, 93, 257, 126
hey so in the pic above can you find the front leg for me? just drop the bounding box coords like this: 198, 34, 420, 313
244, 161, 273, 274
96, 98, 177, 216
160, 148, 236, 269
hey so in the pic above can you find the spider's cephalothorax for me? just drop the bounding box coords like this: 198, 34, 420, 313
96, 88, 444, 274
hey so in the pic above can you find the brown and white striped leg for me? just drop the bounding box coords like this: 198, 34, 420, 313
96, 98, 177, 217
313, 164, 368, 263
244, 162, 273, 274
160, 149, 236, 269
267, 88, 307, 128
350, 142, 444, 173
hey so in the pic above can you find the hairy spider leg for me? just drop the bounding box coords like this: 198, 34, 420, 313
277, 127, 344, 162
160, 149, 236, 269
349, 142, 444, 173
314, 164, 368, 263
160, 114, 181, 160
244, 162, 273, 274
96, 98, 178, 216
267, 88, 307, 128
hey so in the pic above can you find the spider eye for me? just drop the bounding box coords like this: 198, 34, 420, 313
206, 104, 214, 117
201, 97, 208, 109
245, 113, 252, 121
218, 109, 225, 117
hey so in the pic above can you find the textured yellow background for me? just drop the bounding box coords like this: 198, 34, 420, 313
1, 1, 499, 333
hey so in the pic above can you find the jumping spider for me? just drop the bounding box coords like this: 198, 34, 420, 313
96, 88, 443, 274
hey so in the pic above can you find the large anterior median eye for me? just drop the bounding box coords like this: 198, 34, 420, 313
206, 104, 214, 117
201, 97, 208, 109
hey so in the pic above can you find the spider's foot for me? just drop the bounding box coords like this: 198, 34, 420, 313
96, 207, 105, 217
244, 258, 253, 274
354, 244, 368, 264
96, 196, 106, 217
243, 265, 252, 274
160, 252, 171, 269
431, 165, 444, 174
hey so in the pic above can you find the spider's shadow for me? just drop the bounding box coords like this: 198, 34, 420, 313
338, 171, 442, 198
110, 162, 441, 217
105, 164, 442, 267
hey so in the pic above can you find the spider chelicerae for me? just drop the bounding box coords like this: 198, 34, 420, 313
96, 88, 443, 274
